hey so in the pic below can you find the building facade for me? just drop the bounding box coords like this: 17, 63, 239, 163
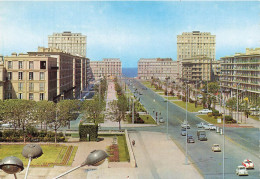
90, 58, 122, 80
138, 58, 179, 81
28, 47, 91, 100
181, 56, 213, 83
3, 53, 57, 101
220, 48, 260, 104
48, 31, 87, 57
177, 31, 216, 61
0, 55, 5, 100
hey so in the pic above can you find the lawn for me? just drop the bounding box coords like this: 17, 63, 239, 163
0, 144, 77, 166
249, 115, 259, 121
126, 114, 156, 124
197, 115, 223, 124
117, 135, 130, 162
172, 101, 204, 112
141, 81, 153, 88
163, 96, 179, 100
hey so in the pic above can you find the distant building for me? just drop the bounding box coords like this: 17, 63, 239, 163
0, 55, 6, 100
181, 56, 214, 83
48, 31, 87, 57
90, 58, 122, 80
220, 48, 260, 104
138, 58, 179, 81
177, 31, 216, 61
3, 53, 57, 101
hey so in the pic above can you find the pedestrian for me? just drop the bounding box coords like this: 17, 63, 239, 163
126, 176, 130, 179
132, 140, 135, 146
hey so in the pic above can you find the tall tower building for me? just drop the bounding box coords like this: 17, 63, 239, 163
48, 31, 87, 57
177, 31, 216, 61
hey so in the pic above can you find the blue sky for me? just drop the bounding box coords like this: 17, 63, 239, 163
0, 1, 259, 67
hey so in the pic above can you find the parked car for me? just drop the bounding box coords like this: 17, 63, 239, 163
1, 123, 12, 128
204, 124, 217, 130
181, 121, 190, 129
242, 159, 254, 169
159, 117, 165, 123
236, 166, 248, 176
181, 128, 187, 136
187, 135, 195, 143
198, 109, 213, 114
196, 122, 206, 128
212, 144, 221, 152
197, 94, 203, 99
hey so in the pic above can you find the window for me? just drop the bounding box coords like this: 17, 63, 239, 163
7, 72, 12, 80
18, 83, 23, 91
39, 93, 44, 100
40, 61, 46, 69
29, 83, 34, 91
18, 93, 23, 99
39, 83, 44, 91
40, 72, 45, 80
29, 61, 34, 69
7, 93, 12, 99
29, 72, 33, 80
29, 93, 33, 100
8, 61, 12, 69
18, 61, 23, 69
18, 72, 23, 80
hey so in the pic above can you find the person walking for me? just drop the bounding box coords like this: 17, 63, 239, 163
132, 140, 135, 147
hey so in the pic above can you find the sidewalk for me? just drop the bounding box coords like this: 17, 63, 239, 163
87, 131, 202, 179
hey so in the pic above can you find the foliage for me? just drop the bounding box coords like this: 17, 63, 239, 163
79, 123, 98, 141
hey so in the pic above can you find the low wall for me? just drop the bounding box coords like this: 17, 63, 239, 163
124, 129, 136, 168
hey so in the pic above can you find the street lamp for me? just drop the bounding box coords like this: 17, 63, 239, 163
22, 144, 43, 179
165, 77, 170, 139
185, 80, 189, 165
0, 156, 24, 179
53, 150, 108, 179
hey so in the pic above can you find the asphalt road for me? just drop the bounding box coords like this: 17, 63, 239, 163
124, 79, 260, 179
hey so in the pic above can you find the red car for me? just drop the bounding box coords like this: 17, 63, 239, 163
242, 159, 254, 169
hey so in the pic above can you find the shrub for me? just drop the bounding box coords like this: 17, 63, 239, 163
212, 109, 220, 116
38, 130, 47, 137
208, 113, 213, 117
223, 115, 233, 123
79, 123, 98, 141
26, 126, 38, 137
189, 98, 194, 103
0, 131, 2, 137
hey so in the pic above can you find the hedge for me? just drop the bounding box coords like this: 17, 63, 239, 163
79, 123, 98, 141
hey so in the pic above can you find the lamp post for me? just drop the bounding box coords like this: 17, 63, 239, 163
0, 156, 24, 179
22, 144, 43, 179
53, 150, 108, 179
185, 81, 189, 165
236, 83, 240, 124
165, 77, 170, 139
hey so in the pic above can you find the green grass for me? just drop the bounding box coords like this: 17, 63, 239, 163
172, 101, 204, 112
249, 115, 259, 121
141, 81, 153, 88
67, 146, 78, 165
197, 115, 223, 124
0, 144, 77, 167
71, 133, 79, 138
117, 135, 130, 162
126, 114, 156, 124
163, 96, 179, 100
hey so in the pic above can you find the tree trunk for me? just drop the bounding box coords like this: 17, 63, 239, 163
55, 128, 57, 143
23, 126, 26, 143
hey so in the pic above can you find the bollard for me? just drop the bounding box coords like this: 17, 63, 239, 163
220, 128, 223, 135
216, 127, 220, 133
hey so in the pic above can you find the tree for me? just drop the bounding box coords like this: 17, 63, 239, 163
33, 100, 55, 130
117, 95, 128, 130
226, 97, 237, 118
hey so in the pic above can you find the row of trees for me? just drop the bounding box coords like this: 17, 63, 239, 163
0, 99, 81, 143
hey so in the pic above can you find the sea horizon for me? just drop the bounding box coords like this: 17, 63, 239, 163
122, 67, 137, 78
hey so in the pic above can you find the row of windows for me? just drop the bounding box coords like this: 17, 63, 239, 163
7, 82, 45, 91
7, 61, 46, 70
6, 93, 44, 100
7, 72, 45, 80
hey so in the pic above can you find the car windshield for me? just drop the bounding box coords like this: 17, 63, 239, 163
239, 167, 246, 170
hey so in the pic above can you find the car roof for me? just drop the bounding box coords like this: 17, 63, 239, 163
238, 165, 246, 168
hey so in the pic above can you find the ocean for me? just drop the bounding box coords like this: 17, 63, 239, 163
122, 67, 137, 78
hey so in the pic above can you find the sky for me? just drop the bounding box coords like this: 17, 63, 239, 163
0, 1, 259, 67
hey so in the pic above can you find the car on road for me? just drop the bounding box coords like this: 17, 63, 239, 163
196, 122, 206, 128
187, 135, 195, 143
236, 166, 248, 176
204, 124, 217, 130
212, 144, 221, 152
198, 109, 212, 114
159, 117, 165, 123
181, 122, 190, 129
181, 128, 187, 136
242, 159, 254, 169
197, 130, 207, 141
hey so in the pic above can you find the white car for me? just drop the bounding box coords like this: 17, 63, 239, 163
212, 144, 221, 152
206, 124, 217, 130
198, 109, 212, 114
181, 122, 190, 129
242, 159, 254, 169
236, 166, 248, 176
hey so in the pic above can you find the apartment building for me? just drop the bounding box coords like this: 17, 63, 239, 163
90, 58, 122, 80
177, 31, 216, 61
48, 31, 87, 57
220, 48, 260, 104
28, 47, 90, 100
181, 56, 214, 83
2, 53, 57, 101
138, 58, 179, 81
